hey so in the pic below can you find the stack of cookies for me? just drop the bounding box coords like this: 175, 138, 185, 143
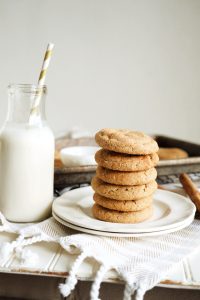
91, 129, 159, 223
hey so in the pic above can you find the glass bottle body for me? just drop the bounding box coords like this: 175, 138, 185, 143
0, 84, 55, 222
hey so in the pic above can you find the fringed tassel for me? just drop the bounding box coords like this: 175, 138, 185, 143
15, 246, 38, 267
0, 232, 49, 266
123, 282, 135, 300
135, 287, 145, 300
59, 251, 87, 297
0, 235, 24, 264
123, 282, 145, 300
0, 242, 14, 262
14, 233, 51, 266
90, 264, 109, 300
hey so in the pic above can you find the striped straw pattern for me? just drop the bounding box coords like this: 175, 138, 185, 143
38, 43, 54, 87
29, 43, 54, 117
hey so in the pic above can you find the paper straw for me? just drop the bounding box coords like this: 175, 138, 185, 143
29, 43, 54, 119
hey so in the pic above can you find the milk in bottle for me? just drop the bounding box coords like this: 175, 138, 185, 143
0, 84, 55, 222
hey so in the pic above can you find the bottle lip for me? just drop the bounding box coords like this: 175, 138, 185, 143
8, 83, 47, 93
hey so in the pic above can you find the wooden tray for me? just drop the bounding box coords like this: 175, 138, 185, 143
155, 135, 200, 175
54, 135, 200, 189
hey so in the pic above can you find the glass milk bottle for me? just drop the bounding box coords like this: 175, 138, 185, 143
0, 84, 55, 222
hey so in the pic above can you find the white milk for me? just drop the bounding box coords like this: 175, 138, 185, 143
0, 123, 55, 222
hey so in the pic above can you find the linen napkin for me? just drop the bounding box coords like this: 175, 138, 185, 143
0, 211, 200, 300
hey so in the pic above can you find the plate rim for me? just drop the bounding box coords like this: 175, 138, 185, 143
52, 186, 196, 233
52, 211, 194, 237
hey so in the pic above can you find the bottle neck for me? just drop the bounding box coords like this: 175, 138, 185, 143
6, 84, 47, 125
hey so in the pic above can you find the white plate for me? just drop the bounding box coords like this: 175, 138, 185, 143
52, 186, 196, 234
52, 211, 194, 237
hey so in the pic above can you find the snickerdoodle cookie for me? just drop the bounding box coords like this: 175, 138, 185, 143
95, 129, 158, 155
93, 193, 152, 212
96, 166, 157, 186
92, 203, 153, 223
158, 148, 188, 160
91, 176, 157, 200
95, 149, 159, 171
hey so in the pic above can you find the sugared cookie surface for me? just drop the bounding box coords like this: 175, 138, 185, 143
95, 149, 159, 171
93, 193, 153, 212
92, 203, 153, 223
96, 166, 157, 186
95, 129, 158, 155
91, 176, 157, 201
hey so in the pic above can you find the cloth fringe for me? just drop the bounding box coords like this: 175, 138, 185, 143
90, 264, 109, 300
1, 212, 200, 300
0, 229, 54, 266
59, 251, 88, 297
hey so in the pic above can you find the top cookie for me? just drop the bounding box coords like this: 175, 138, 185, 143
95, 129, 158, 155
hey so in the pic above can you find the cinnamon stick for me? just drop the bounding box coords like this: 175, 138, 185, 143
179, 173, 200, 212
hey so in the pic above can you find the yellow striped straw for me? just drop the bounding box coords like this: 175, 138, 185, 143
29, 43, 54, 120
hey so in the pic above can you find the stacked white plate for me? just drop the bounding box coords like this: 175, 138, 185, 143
52, 186, 196, 237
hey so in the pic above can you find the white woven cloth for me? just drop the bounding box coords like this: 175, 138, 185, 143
0, 212, 200, 300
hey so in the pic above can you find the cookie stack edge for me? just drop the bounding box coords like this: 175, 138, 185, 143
91, 129, 159, 224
